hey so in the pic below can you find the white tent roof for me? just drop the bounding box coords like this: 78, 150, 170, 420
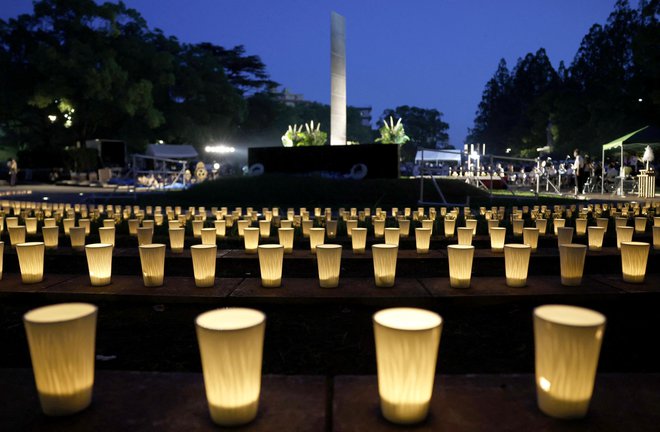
415, 149, 462, 163
145, 144, 198, 159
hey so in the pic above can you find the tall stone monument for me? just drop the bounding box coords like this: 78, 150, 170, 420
330, 12, 346, 146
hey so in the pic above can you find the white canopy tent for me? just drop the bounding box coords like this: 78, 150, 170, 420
601, 126, 660, 194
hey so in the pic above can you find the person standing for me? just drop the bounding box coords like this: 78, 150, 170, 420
573, 149, 585, 194
7, 158, 17, 186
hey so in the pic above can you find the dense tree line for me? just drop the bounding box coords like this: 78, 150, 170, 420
469, 0, 660, 158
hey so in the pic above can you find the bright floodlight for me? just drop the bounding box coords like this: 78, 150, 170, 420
204, 145, 236, 154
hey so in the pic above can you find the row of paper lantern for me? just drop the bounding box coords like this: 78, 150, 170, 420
5, 239, 651, 288
22, 302, 606, 424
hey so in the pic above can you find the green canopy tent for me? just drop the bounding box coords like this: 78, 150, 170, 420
601, 126, 660, 194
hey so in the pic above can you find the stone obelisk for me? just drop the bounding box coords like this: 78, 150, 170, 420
330, 11, 346, 146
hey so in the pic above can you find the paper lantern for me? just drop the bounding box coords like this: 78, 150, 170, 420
167, 227, 184, 253
575, 218, 587, 236
373, 219, 386, 238
534, 305, 605, 419
447, 245, 474, 289
201, 228, 217, 245
620, 241, 650, 283
487, 219, 499, 234
443, 218, 456, 237
23, 303, 97, 416
397, 219, 410, 238
127, 219, 139, 236
279, 220, 292, 229
138, 243, 166, 287
136, 227, 154, 246
587, 227, 605, 251
190, 220, 203, 238
634, 217, 647, 234
236, 220, 249, 237
421, 219, 434, 231
78, 219, 91, 235
654, 217, 660, 228
614, 217, 627, 228
352, 228, 367, 254
316, 244, 342, 288
258, 244, 284, 288
196, 308, 265, 426
653, 226, 660, 250
384, 227, 400, 246
258, 220, 271, 239
16, 242, 45, 283
504, 244, 531, 287
309, 228, 325, 254
535, 218, 548, 235
301, 220, 313, 238
510, 219, 524, 237
68, 227, 86, 252
415, 228, 432, 254
522, 227, 539, 252
486, 227, 505, 253
277, 228, 294, 254
62, 218, 75, 235
326, 220, 338, 239
344, 219, 357, 237
243, 227, 260, 254
25, 217, 38, 235
8, 225, 26, 248
372, 244, 398, 287
42, 226, 59, 249
373, 307, 442, 424
43, 218, 56, 228
557, 227, 574, 246
6, 216, 18, 228
595, 218, 608, 231
85, 243, 113, 286
102, 219, 114, 228
457, 227, 473, 246
615, 226, 634, 250
0, 241, 4, 279
191, 244, 217, 288
559, 244, 586, 286
552, 219, 565, 235
465, 219, 478, 235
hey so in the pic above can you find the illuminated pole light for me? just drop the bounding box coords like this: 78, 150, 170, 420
23, 303, 98, 416
373, 307, 442, 424
195, 308, 265, 426
534, 305, 605, 419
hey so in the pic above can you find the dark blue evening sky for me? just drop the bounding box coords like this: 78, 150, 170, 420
1, 0, 618, 146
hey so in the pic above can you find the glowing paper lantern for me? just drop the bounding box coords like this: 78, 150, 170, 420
596, 217, 608, 230
587, 227, 605, 251
654, 217, 660, 227
195, 308, 265, 426
373, 307, 442, 424
23, 303, 97, 416
614, 217, 627, 228
512, 219, 524, 237
553, 219, 565, 235
236, 220, 250, 237
415, 228, 432, 254
534, 305, 605, 419
68, 227, 86, 252
301, 220, 313, 238
372, 244, 398, 287
201, 228, 217, 245
42, 226, 59, 249
85, 243, 113, 286
653, 226, 660, 250
62, 218, 75, 235
138, 243, 166, 287
345, 219, 357, 237
397, 219, 410, 238
535, 218, 548, 235
214, 220, 227, 238
191, 244, 217, 287
137, 227, 153, 246
243, 227, 260, 254
489, 227, 506, 253
421, 219, 434, 231
615, 226, 634, 250
25, 217, 38, 235
191, 220, 204, 238
447, 245, 474, 289
465, 219, 478, 235
557, 227, 574, 246
384, 227, 400, 246
457, 227, 473, 246
167, 227, 184, 253
634, 217, 647, 234
620, 241, 650, 283
44, 218, 56, 228
258, 220, 271, 238
316, 244, 342, 288
504, 244, 531, 287
575, 218, 587, 236
444, 218, 456, 237
559, 244, 586, 286
351, 228, 367, 254
326, 220, 338, 239
8, 225, 26, 248
257, 244, 284, 288
78, 219, 91, 235
277, 228, 294, 254
16, 242, 45, 283
487, 219, 499, 234
309, 228, 325, 254
0, 241, 4, 278
6, 216, 18, 228
373, 219, 386, 238
523, 227, 539, 252
103, 219, 115, 228
127, 219, 139, 236
280, 220, 292, 229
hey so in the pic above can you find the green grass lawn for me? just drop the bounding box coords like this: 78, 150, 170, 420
135, 175, 581, 208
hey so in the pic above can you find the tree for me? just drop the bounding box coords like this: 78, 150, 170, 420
380, 106, 449, 147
